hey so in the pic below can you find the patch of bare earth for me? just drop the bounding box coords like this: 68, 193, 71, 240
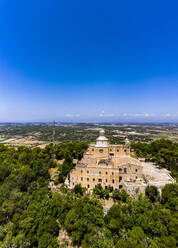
58, 228, 81, 248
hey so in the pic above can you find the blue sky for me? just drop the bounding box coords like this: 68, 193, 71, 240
0, 0, 178, 122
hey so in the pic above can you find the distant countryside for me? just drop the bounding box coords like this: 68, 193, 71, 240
1, 123, 178, 147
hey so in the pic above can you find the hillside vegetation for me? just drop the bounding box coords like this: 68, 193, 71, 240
0, 141, 177, 247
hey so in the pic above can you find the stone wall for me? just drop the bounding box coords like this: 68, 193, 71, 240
70, 165, 120, 190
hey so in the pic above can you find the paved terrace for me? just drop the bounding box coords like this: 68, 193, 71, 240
141, 161, 176, 188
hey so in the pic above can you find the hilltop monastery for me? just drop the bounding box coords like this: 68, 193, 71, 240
68, 130, 175, 195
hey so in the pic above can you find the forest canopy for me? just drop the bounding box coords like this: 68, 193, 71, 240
0, 140, 177, 248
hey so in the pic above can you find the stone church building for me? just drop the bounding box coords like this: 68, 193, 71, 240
68, 130, 144, 191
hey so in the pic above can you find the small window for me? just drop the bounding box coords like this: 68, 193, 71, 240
98, 178, 102, 182
87, 170, 89, 174
81, 177, 83, 181
124, 168, 127, 173
81, 170, 83, 173
106, 172, 108, 175
119, 168, 122, 172
92, 149, 94, 151
135, 169, 138, 172
119, 176, 122, 182
119, 185, 123, 189
110, 148, 112, 151
136, 176, 138, 179
99, 171, 101, 175
112, 172, 114, 175
124, 149, 127, 152
105, 186, 108, 189
112, 179, 115, 184
93, 178, 95, 182
87, 178, 89, 181
99, 149, 103, 153
87, 184, 90, 188
117, 149, 119, 152
106, 179, 108, 183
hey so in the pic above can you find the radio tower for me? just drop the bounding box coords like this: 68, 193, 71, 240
52, 120, 56, 160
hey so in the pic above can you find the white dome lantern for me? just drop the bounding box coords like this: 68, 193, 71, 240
125, 137, 130, 147
125, 138, 130, 145
95, 129, 109, 147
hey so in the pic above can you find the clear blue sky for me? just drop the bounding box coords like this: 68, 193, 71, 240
0, 0, 178, 122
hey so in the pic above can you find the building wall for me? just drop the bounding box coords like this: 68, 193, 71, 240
70, 165, 120, 190
85, 144, 130, 159
123, 182, 147, 196
69, 162, 143, 191
116, 164, 143, 184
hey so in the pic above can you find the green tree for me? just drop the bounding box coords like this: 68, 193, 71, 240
145, 186, 160, 202
116, 227, 149, 248
93, 184, 110, 199
161, 184, 178, 211
38, 233, 59, 248
72, 184, 86, 196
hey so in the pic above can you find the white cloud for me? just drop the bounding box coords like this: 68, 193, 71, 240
164, 113, 178, 117
99, 111, 115, 117
134, 113, 152, 117
65, 114, 80, 117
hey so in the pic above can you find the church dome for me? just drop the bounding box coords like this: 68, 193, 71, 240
96, 136, 108, 141
95, 129, 109, 147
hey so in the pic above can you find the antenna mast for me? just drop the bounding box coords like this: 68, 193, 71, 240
52, 120, 56, 160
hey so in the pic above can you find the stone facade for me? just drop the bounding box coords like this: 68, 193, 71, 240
68, 130, 144, 191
